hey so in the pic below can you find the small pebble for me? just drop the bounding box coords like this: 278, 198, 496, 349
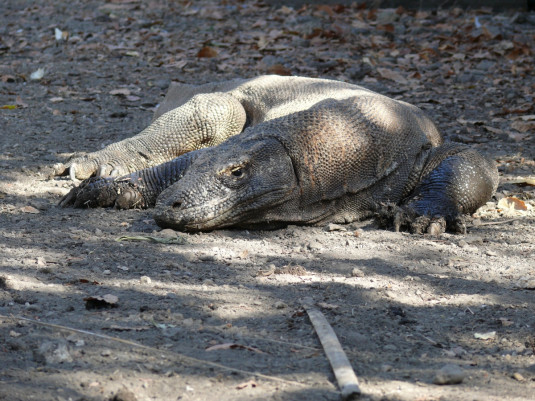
474, 331, 496, 340
103, 270, 111, 275
433, 364, 465, 385
307, 240, 323, 251
140, 276, 151, 284
351, 268, 364, 277
512, 372, 525, 381
381, 364, 393, 372
326, 223, 346, 232
110, 388, 138, 401
274, 301, 287, 309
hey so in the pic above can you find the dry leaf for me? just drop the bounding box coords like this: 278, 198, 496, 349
109, 88, 131, 96
499, 317, 514, 327
316, 5, 334, 17
511, 120, 535, 133
205, 342, 265, 353
1, 74, 16, 82
266, 64, 292, 76
16, 96, 28, 108
497, 197, 528, 211
317, 302, 339, 310
197, 46, 218, 58
376, 68, 408, 84
21, 205, 40, 214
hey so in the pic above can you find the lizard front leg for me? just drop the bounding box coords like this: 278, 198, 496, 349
54, 93, 246, 180
59, 149, 206, 209
377, 144, 499, 234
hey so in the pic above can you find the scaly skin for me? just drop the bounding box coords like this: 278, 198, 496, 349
54, 93, 246, 179
57, 75, 498, 234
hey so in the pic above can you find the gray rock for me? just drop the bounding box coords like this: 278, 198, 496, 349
33, 340, 73, 365
307, 240, 323, 251
433, 364, 465, 385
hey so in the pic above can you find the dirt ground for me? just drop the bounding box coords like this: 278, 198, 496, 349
1, 1, 535, 400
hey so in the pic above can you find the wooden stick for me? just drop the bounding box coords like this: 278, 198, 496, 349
302, 298, 361, 400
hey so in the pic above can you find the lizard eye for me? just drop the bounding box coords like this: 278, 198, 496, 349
231, 167, 243, 177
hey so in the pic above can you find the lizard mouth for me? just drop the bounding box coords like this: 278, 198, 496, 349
153, 188, 291, 232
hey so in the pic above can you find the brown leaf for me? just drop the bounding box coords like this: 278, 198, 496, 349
266, 64, 292, 76
205, 342, 265, 353
1, 74, 16, 83
377, 68, 408, 84
109, 88, 131, 96
317, 302, 339, 310
197, 46, 218, 58
21, 205, 40, 214
497, 197, 527, 211
511, 120, 535, 133
499, 317, 514, 327
316, 5, 334, 17
15, 96, 28, 108
377, 24, 394, 33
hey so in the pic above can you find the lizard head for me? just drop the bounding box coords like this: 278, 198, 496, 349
153, 136, 298, 231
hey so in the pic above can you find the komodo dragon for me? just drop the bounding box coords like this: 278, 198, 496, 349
56, 75, 498, 234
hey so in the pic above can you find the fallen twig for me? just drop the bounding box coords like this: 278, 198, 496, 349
471, 218, 522, 227
115, 235, 186, 244
2, 314, 305, 388
301, 298, 361, 400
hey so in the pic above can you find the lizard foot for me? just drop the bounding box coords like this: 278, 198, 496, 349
376, 203, 469, 235
53, 150, 138, 180
59, 177, 145, 209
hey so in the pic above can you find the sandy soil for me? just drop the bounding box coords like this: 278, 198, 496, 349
1, 1, 534, 400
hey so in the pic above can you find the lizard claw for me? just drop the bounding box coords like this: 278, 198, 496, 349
97, 165, 107, 177
376, 203, 460, 235
69, 164, 78, 181
410, 216, 446, 235
110, 167, 121, 177
58, 176, 145, 209
58, 177, 119, 208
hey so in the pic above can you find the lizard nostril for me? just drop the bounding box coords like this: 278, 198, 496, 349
172, 200, 183, 209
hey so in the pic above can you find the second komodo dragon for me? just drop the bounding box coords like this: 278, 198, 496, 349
56, 75, 498, 234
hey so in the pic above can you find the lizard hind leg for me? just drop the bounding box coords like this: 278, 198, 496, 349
378, 144, 498, 235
